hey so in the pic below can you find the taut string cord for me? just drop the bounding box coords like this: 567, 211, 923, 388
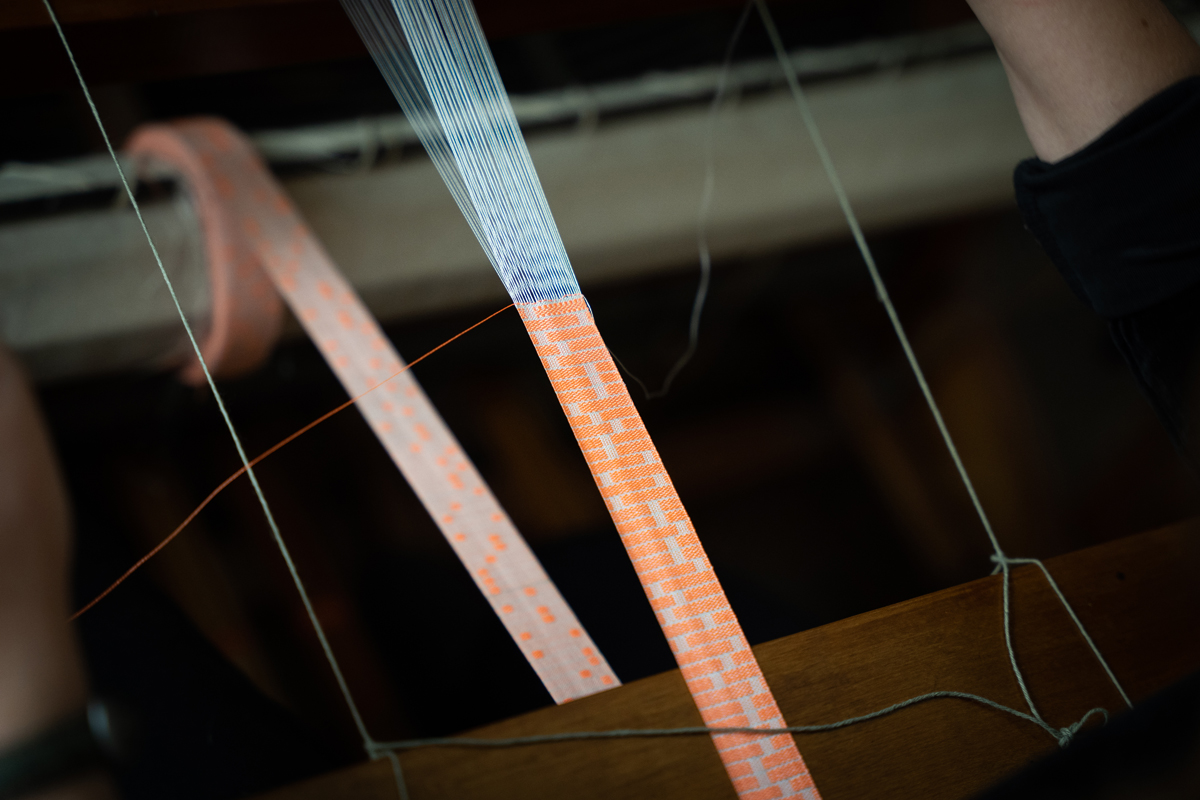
41, 0, 379, 758
371, 692, 1110, 753
750, 0, 1132, 718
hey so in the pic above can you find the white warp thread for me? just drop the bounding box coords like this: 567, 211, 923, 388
367, 690, 1108, 800
342, 0, 581, 305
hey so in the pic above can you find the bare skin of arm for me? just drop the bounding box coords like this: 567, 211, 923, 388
966, 0, 1200, 162
0, 347, 111, 799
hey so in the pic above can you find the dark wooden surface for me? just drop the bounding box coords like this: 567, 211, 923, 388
256, 519, 1200, 800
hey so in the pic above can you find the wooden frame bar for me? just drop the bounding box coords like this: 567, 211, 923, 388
257, 519, 1200, 799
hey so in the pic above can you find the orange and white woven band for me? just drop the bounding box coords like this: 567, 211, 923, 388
518, 295, 819, 799
127, 118, 618, 704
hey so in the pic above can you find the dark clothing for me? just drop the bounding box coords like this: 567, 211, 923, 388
976, 669, 1200, 800
980, 76, 1200, 799
1014, 76, 1200, 459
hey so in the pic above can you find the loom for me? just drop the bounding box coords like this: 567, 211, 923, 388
3, 1, 1200, 799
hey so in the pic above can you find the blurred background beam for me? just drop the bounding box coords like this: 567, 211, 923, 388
1, 31, 1029, 380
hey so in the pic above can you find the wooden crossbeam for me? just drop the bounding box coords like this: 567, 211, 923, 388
257, 519, 1200, 800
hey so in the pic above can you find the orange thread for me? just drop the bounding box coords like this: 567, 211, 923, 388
69, 303, 515, 621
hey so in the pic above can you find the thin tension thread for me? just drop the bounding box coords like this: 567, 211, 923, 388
370, 691, 1106, 798
614, 3, 754, 400
370, 692, 1110, 755
42, 0, 378, 756
68, 303, 515, 621
750, 0, 1133, 721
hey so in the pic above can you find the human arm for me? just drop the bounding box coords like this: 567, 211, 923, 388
0, 346, 111, 799
961, 1, 1200, 455
966, 0, 1200, 162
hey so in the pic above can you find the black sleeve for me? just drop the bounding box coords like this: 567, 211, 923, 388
1013, 76, 1200, 459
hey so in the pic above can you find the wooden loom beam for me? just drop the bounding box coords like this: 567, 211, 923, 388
256, 518, 1200, 800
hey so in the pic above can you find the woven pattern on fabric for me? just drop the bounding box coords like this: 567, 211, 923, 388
519, 295, 819, 799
